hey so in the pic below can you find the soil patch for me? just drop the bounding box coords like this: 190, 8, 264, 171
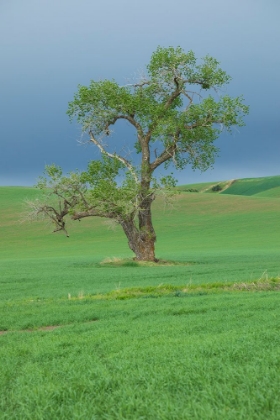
99, 258, 195, 268
0, 320, 98, 336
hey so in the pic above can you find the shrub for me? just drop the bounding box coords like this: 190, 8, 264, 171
212, 184, 223, 192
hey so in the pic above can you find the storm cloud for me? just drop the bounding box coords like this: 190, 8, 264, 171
1, 0, 279, 185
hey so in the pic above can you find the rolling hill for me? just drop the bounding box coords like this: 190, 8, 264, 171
1, 175, 279, 265
179, 175, 280, 197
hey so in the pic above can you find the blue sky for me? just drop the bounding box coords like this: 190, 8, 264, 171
1, 0, 279, 186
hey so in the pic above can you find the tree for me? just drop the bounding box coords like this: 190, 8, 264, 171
29, 46, 249, 261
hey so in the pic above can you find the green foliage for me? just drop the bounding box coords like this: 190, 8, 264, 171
80, 157, 139, 218
67, 45, 249, 172
67, 80, 134, 133
35, 156, 141, 227
147, 46, 231, 89
158, 174, 177, 188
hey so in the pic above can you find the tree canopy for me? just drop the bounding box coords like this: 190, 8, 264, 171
29, 46, 249, 261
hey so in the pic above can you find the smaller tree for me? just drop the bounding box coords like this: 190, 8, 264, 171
28, 46, 249, 261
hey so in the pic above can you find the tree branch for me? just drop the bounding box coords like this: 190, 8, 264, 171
35, 204, 70, 237
144, 87, 182, 146
150, 143, 177, 171
123, 80, 151, 88
89, 131, 139, 183
163, 87, 181, 111
150, 108, 227, 172
105, 115, 144, 137
71, 208, 117, 221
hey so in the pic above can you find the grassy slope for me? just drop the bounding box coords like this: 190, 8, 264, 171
1, 186, 280, 299
179, 175, 280, 197
2, 185, 280, 257
220, 175, 280, 196
1, 184, 280, 419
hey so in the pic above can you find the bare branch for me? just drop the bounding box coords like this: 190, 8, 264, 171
71, 209, 112, 220
183, 89, 203, 100
89, 131, 139, 183
23, 199, 70, 237
122, 80, 151, 88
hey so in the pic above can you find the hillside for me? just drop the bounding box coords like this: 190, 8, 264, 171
1, 179, 280, 262
221, 175, 280, 197
179, 175, 280, 197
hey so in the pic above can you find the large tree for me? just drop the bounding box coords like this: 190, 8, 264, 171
30, 46, 248, 261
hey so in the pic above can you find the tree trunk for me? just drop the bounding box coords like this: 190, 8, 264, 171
120, 198, 157, 261
120, 143, 157, 261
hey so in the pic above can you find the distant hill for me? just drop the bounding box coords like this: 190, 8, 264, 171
179, 175, 280, 197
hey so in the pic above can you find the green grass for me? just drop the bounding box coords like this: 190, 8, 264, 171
1, 181, 280, 419
221, 175, 280, 197
1, 292, 280, 419
254, 185, 280, 198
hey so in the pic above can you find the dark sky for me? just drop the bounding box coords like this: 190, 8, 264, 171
1, 0, 279, 186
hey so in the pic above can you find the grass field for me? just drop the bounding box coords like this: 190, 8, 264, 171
1, 180, 280, 419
